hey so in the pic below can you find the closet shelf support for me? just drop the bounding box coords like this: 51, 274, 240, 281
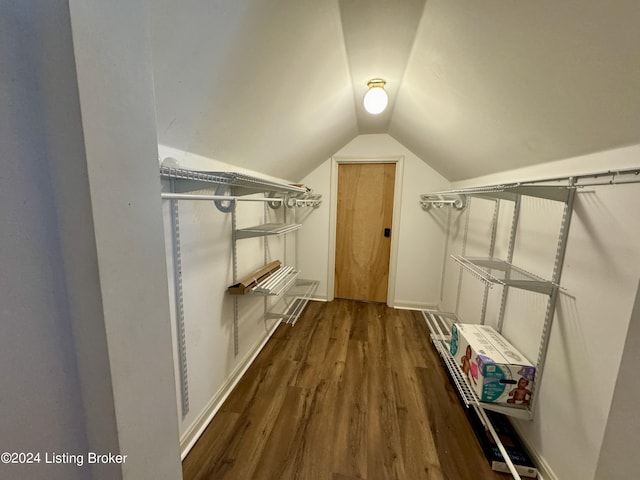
420, 193, 467, 210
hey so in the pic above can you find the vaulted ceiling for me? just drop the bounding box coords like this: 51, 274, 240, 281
150, 0, 640, 181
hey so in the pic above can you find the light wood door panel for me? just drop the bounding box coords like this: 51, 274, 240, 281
335, 163, 395, 302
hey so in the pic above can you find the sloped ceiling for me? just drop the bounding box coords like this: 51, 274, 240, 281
150, 0, 640, 181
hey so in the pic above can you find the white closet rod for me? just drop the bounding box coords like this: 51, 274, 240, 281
421, 199, 459, 205
428, 166, 640, 198
161, 192, 283, 203
526, 166, 640, 187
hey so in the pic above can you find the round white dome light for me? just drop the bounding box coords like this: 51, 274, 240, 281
363, 79, 388, 115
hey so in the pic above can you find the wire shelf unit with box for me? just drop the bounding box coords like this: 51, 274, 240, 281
420, 182, 577, 479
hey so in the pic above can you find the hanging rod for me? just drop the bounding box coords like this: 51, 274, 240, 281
522, 166, 640, 187
161, 192, 283, 203
422, 199, 458, 205
424, 166, 640, 199
440, 166, 640, 195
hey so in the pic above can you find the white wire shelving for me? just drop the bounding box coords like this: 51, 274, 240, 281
226, 175, 321, 357
420, 181, 575, 415
422, 310, 533, 420
420, 177, 584, 480
160, 164, 321, 212
160, 165, 307, 196
265, 279, 319, 326
425, 184, 574, 203
450, 255, 557, 295
160, 164, 322, 420
422, 310, 527, 480
236, 223, 303, 240
250, 266, 299, 296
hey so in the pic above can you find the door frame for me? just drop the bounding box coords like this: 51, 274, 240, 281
327, 155, 404, 306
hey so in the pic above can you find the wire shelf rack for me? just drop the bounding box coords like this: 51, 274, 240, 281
251, 265, 299, 296
421, 310, 533, 421
236, 223, 303, 239
450, 255, 556, 295
265, 279, 319, 326
160, 165, 306, 195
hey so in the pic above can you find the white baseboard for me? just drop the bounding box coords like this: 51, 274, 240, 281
392, 300, 440, 311
179, 319, 282, 459
310, 295, 329, 302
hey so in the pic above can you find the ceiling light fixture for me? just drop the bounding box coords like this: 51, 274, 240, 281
363, 79, 388, 115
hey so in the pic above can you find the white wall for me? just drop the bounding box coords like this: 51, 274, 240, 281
148, 0, 357, 181
159, 145, 300, 455
296, 159, 332, 298
69, 2, 183, 478
1, 2, 182, 479
443, 144, 640, 480
1, 4, 89, 478
595, 280, 640, 479
298, 134, 450, 307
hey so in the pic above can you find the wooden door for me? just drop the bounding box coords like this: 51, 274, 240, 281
335, 163, 395, 302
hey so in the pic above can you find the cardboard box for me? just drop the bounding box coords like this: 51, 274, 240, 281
450, 323, 536, 406
465, 408, 538, 478
227, 260, 281, 295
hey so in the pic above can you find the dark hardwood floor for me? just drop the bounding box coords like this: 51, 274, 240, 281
183, 299, 511, 480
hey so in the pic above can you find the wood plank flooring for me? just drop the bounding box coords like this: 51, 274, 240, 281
183, 300, 511, 480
